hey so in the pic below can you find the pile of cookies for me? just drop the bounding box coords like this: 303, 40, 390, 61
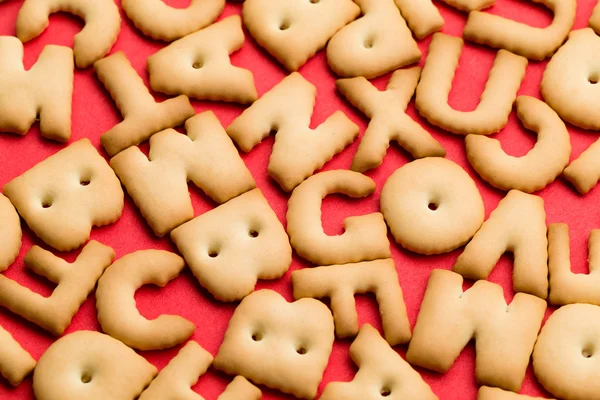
0, 0, 599, 399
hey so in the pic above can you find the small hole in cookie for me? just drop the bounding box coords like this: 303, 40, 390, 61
208, 250, 219, 258
428, 202, 438, 211
296, 347, 307, 355
249, 229, 259, 238
583, 348, 594, 358
41, 199, 53, 209
252, 332, 263, 341
310, 0, 320, 3
279, 21, 290, 31
364, 38, 374, 49
381, 387, 391, 397
81, 373, 92, 384
80, 178, 91, 186
193, 61, 203, 69
590, 74, 599, 84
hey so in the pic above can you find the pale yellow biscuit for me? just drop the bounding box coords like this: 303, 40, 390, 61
438, 0, 495, 12
478, 387, 554, 400
415, 33, 527, 135
326, 0, 421, 79
463, 0, 576, 61
0, 37, 73, 141
394, 0, 443, 39
122, 0, 225, 42
466, 96, 571, 193
590, 1, 600, 35
242, 0, 360, 71
453, 190, 548, 299
111, 111, 256, 237
227, 73, 359, 192
96, 250, 195, 351
33, 330, 157, 400
0, 325, 36, 386
380, 157, 484, 255
0, 193, 21, 272
147, 16, 257, 104
320, 324, 438, 400
406, 269, 547, 392
16, 0, 120, 68
286, 170, 390, 265
218, 376, 262, 400
336, 67, 446, 173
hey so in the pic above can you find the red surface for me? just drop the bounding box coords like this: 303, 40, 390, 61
0, 0, 597, 398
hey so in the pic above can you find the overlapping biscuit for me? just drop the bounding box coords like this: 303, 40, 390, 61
336, 67, 446, 173
453, 190, 548, 299
111, 111, 255, 237
242, 0, 360, 71
95, 52, 195, 156
0, 325, 36, 386
463, 0, 576, 60
590, 1, 600, 35
0, 241, 115, 336
96, 250, 195, 351
407, 269, 547, 392
33, 330, 157, 400
0, 193, 21, 271
3, 139, 124, 252
0, 37, 73, 141
415, 33, 527, 135
171, 189, 291, 302
478, 387, 553, 400
393, 0, 443, 39
227, 73, 359, 192
438, 0, 495, 11
466, 96, 571, 193
15, 0, 120, 68
292, 259, 411, 345
286, 170, 390, 265
326, 0, 421, 79
147, 15, 257, 104
122, 0, 225, 42
320, 324, 438, 400
214, 289, 335, 400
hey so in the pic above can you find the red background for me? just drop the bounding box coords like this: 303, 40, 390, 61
0, 0, 597, 398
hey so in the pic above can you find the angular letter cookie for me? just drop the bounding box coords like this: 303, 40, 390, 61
0, 37, 73, 141
214, 290, 335, 400
416, 33, 527, 135
147, 16, 257, 104
321, 324, 437, 400
287, 170, 390, 265
292, 259, 411, 345
327, 0, 421, 79
95, 52, 195, 156
96, 250, 195, 351
478, 387, 553, 400
33, 331, 157, 400
0, 241, 115, 335
3, 139, 124, 251
242, 0, 360, 71
394, 0, 443, 39
407, 269, 546, 392
0, 325, 36, 386
227, 73, 359, 192
171, 189, 291, 302
111, 111, 256, 237
0, 193, 21, 271
466, 96, 571, 193
16, 0, 120, 68
336, 67, 445, 173
453, 190, 548, 299
122, 0, 224, 42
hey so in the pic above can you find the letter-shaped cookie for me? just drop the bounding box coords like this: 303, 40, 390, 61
393, 0, 443, 39
0, 241, 115, 336
327, 0, 421, 79
0, 193, 21, 271
381, 157, 484, 255
415, 33, 527, 135
171, 189, 291, 302
139, 342, 262, 400
15, 0, 120, 68
463, 0, 576, 61
292, 259, 411, 345
0, 325, 36, 386
95, 52, 195, 156
96, 250, 195, 351
111, 111, 256, 237
3, 139, 124, 251
214, 290, 335, 400
337, 68, 445, 172
548, 223, 600, 306
591, 1, 600, 35
406, 269, 547, 392
33, 331, 157, 400
287, 170, 390, 265
466, 96, 571, 193
453, 190, 548, 299
533, 304, 600, 400
0, 37, 73, 141
121, 0, 224, 42
438, 0, 495, 12
478, 387, 553, 400
242, 0, 360, 71
227, 73, 359, 192
320, 324, 437, 400
147, 16, 257, 104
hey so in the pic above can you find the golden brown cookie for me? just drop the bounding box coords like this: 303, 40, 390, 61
0, 325, 36, 386
438, 0, 495, 11
590, 1, 600, 34
0, 193, 21, 272
393, 0, 444, 39
478, 387, 553, 400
